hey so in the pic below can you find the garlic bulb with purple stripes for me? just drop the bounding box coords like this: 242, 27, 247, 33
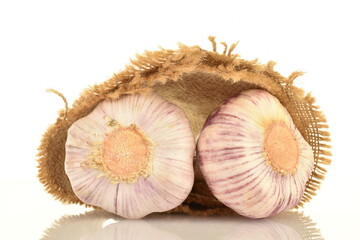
65, 93, 195, 219
197, 89, 314, 219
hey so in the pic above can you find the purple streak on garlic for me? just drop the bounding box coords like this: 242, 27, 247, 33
197, 89, 314, 219
65, 93, 195, 219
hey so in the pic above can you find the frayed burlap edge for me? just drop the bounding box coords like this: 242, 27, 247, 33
37, 37, 331, 215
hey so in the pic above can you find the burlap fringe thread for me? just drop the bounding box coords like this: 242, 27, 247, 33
37, 37, 331, 215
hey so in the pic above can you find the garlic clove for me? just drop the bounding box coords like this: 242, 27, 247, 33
65, 93, 195, 219
197, 89, 314, 219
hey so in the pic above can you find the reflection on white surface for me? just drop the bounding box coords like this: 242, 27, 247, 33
42, 210, 323, 240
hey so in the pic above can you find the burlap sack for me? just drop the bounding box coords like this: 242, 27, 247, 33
37, 37, 331, 215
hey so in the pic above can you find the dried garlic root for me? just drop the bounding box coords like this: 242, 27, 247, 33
65, 93, 195, 219
197, 90, 314, 219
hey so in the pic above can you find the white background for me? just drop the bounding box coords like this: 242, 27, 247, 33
1, 0, 359, 239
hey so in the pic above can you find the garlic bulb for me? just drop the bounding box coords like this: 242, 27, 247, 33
65, 93, 195, 219
197, 89, 314, 219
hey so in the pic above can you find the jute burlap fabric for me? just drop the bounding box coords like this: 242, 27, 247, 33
37, 38, 331, 215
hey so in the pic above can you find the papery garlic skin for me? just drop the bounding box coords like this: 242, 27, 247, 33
197, 90, 314, 219
65, 93, 195, 219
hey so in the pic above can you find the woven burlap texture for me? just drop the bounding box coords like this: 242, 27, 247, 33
37, 38, 331, 216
